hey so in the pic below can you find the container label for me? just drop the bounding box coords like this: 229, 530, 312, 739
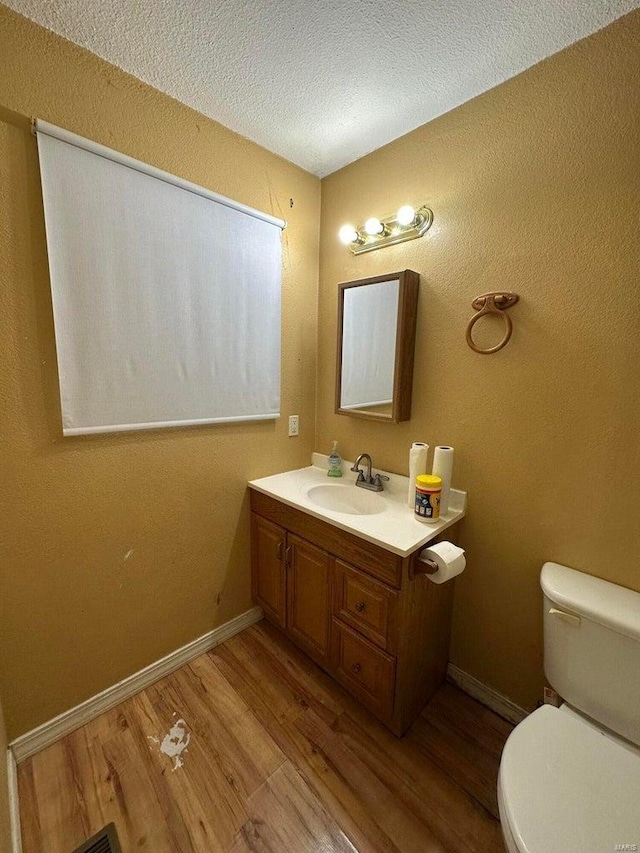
415, 490, 440, 519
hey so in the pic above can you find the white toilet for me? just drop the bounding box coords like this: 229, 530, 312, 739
498, 561, 640, 852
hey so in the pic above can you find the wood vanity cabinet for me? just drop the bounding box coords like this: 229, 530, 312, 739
250, 490, 455, 736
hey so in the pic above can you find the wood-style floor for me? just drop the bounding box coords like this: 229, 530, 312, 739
18, 621, 511, 852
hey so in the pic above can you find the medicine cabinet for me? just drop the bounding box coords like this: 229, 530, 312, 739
335, 269, 419, 423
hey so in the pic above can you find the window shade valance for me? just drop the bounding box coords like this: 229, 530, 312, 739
35, 120, 284, 436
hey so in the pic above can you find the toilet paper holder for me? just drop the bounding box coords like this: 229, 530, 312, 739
409, 556, 439, 579
410, 541, 466, 583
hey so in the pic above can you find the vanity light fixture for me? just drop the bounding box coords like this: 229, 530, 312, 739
396, 205, 417, 226
338, 223, 364, 246
363, 217, 386, 236
338, 204, 433, 255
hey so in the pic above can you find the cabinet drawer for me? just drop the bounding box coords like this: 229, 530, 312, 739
332, 619, 396, 719
333, 560, 398, 652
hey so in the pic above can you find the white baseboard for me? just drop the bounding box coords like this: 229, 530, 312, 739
7, 749, 22, 853
447, 663, 528, 725
10, 606, 263, 763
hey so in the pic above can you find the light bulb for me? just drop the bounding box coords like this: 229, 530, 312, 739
364, 217, 384, 236
396, 205, 416, 227
339, 224, 358, 245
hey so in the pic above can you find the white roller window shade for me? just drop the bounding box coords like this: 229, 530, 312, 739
35, 120, 284, 436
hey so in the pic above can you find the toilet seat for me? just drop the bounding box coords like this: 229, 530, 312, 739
498, 705, 640, 853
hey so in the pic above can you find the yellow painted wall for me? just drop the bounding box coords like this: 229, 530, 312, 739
0, 4, 320, 738
318, 12, 640, 710
1, 2, 638, 740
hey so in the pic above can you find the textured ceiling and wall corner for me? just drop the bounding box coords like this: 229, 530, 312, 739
0, 3, 320, 738
3, 0, 639, 175
317, 10, 640, 710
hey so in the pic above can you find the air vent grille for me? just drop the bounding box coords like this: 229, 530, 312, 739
70, 823, 122, 853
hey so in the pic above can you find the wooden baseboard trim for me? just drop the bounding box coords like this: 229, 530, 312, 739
10, 606, 263, 763
446, 663, 528, 725
7, 748, 22, 853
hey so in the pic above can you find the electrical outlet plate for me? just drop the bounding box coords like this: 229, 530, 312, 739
288, 415, 299, 437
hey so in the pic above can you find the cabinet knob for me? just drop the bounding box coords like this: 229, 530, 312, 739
355, 601, 365, 613
351, 662, 361, 674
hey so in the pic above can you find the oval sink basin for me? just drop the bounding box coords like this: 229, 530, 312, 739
303, 482, 386, 516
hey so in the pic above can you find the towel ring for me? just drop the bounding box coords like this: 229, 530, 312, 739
466, 291, 519, 354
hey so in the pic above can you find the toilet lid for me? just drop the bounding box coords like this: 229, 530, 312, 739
499, 705, 640, 852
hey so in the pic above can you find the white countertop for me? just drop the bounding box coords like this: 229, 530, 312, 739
248, 453, 467, 557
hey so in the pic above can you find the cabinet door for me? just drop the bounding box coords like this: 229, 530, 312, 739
251, 514, 286, 628
287, 533, 331, 666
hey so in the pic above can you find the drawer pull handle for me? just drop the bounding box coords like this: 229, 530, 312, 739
351, 662, 361, 674
276, 541, 283, 560
355, 601, 366, 613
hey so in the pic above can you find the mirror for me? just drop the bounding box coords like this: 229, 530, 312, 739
335, 269, 419, 423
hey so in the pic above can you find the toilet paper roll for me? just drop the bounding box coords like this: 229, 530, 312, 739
408, 442, 429, 507
432, 446, 454, 516
419, 541, 465, 584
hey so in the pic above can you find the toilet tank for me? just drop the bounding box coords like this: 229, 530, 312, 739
541, 561, 640, 747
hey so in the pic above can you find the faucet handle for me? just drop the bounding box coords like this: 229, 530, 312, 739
373, 473, 390, 485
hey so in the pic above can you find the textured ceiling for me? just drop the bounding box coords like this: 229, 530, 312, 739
5, 0, 640, 176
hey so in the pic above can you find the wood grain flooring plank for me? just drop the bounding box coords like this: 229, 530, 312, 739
16, 760, 43, 853
414, 682, 511, 819
20, 701, 182, 853
216, 622, 345, 724
295, 709, 451, 853
228, 761, 357, 853
17, 622, 511, 853
64, 728, 108, 832
211, 632, 398, 853
426, 683, 512, 753
20, 738, 92, 853
125, 684, 247, 851
186, 653, 286, 789
96, 710, 188, 851
149, 662, 270, 802
219, 624, 498, 853
81, 702, 178, 850
333, 710, 505, 853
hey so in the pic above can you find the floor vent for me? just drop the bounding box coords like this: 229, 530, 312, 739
70, 823, 122, 853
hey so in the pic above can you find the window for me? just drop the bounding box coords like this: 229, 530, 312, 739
36, 121, 284, 436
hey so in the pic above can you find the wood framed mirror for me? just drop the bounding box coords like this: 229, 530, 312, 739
335, 269, 419, 423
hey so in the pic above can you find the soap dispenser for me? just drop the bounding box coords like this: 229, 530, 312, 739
327, 441, 343, 477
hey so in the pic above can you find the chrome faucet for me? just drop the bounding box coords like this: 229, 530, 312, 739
351, 454, 390, 492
